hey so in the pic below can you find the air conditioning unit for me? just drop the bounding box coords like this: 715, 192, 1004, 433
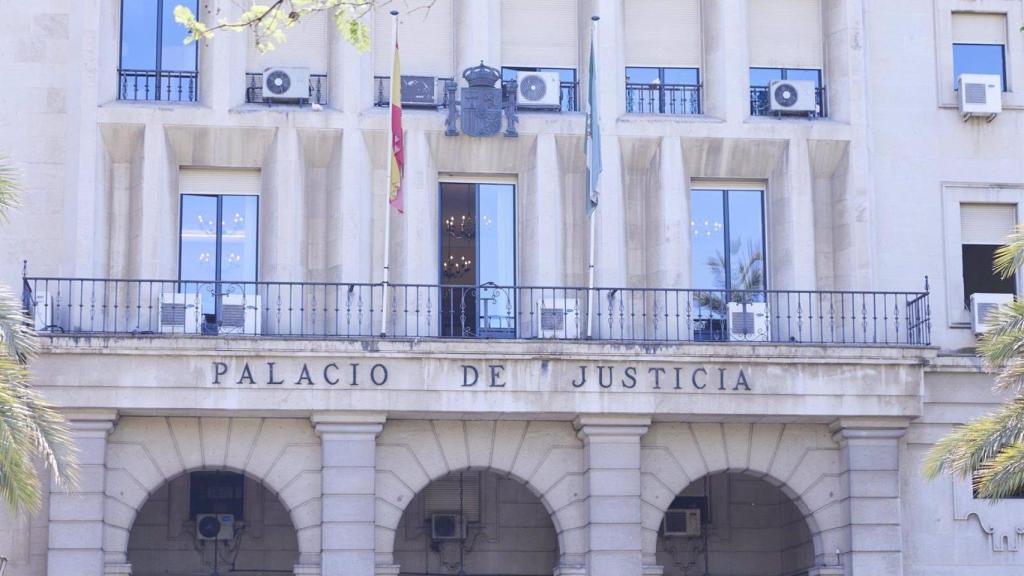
727, 301, 770, 342
536, 298, 581, 339
30, 291, 53, 332
970, 292, 1013, 335
958, 73, 1001, 121
196, 513, 235, 541
219, 294, 261, 335
767, 79, 817, 114
401, 75, 439, 106
663, 508, 701, 537
430, 513, 466, 540
263, 66, 311, 102
516, 71, 561, 109
159, 293, 202, 334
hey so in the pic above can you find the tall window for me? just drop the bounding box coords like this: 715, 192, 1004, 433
952, 12, 1008, 91
119, 0, 199, 102
690, 189, 766, 340
501, 67, 578, 112
438, 183, 516, 338
625, 67, 701, 115
749, 68, 824, 116
961, 204, 1016, 308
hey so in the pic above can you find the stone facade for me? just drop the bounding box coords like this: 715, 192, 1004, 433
0, 0, 1023, 575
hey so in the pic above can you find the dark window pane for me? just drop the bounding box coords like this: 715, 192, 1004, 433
953, 44, 1006, 90
161, 0, 197, 71
189, 471, 245, 520
439, 183, 476, 286
962, 244, 1016, 308
120, 0, 158, 69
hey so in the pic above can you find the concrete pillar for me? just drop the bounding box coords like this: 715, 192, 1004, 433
590, 0, 626, 118
575, 415, 650, 576
262, 127, 306, 281
313, 412, 386, 576
530, 133, 565, 285
330, 129, 373, 282
830, 417, 910, 576
203, 0, 247, 110
782, 138, 818, 290
397, 129, 436, 286
456, 0, 501, 74
652, 136, 688, 339
47, 410, 117, 576
704, 0, 750, 121
334, 10, 373, 113
132, 123, 167, 278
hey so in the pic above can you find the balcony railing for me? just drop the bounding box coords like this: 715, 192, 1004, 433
22, 277, 931, 346
626, 83, 702, 115
246, 72, 328, 106
118, 69, 197, 102
374, 76, 455, 109
750, 85, 828, 118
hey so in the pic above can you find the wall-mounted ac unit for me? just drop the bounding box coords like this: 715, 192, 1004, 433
263, 66, 310, 101
31, 291, 53, 332
430, 513, 466, 540
970, 292, 1013, 335
958, 73, 1001, 121
401, 75, 439, 106
663, 508, 701, 537
767, 79, 817, 114
727, 301, 770, 342
536, 298, 581, 339
196, 513, 235, 541
220, 294, 261, 335
159, 293, 202, 334
516, 71, 561, 109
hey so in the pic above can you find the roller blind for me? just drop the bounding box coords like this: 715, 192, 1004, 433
952, 12, 1007, 44
501, 0, 578, 68
624, 0, 701, 68
748, 0, 823, 69
373, 0, 454, 77
423, 471, 481, 522
179, 168, 262, 195
961, 204, 1017, 245
246, 11, 330, 74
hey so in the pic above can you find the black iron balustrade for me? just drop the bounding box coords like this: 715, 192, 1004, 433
560, 81, 579, 112
118, 69, 198, 102
22, 276, 930, 346
374, 76, 455, 109
626, 83, 702, 115
750, 85, 828, 118
245, 72, 329, 105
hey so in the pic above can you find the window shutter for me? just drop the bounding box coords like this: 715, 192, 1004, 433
373, 0, 454, 77
179, 168, 261, 195
624, 0, 701, 68
961, 204, 1017, 245
501, 0, 578, 68
952, 12, 1007, 45
748, 0, 823, 69
246, 11, 330, 74
422, 471, 481, 522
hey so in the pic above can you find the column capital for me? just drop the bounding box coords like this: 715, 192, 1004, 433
829, 417, 912, 442
574, 414, 651, 439
311, 411, 386, 436
64, 408, 118, 434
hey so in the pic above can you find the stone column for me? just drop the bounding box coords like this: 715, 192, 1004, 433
312, 412, 386, 576
334, 9, 373, 113
703, 0, 750, 121
529, 133, 565, 285
456, 0, 500, 74
830, 417, 910, 576
652, 136, 688, 340
47, 409, 117, 576
575, 415, 650, 576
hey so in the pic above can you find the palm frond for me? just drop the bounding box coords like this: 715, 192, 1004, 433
0, 156, 18, 223
993, 225, 1024, 280
0, 284, 36, 361
974, 442, 1024, 499
923, 396, 1024, 480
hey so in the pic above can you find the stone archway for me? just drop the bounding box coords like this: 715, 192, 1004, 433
374, 420, 587, 572
103, 417, 323, 574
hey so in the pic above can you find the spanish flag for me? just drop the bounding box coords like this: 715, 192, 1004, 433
389, 37, 404, 213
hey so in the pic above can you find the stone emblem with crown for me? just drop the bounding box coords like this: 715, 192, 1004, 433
445, 62, 518, 138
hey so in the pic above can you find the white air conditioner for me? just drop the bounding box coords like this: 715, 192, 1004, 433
401, 75, 440, 106
767, 79, 817, 114
219, 294, 261, 335
30, 291, 53, 332
663, 508, 701, 537
516, 71, 561, 109
263, 66, 310, 101
727, 301, 770, 342
958, 73, 1001, 121
430, 513, 466, 540
970, 292, 1013, 335
536, 298, 581, 339
196, 513, 235, 541
159, 293, 202, 334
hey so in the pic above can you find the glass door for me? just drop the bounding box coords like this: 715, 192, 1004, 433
439, 182, 516, 338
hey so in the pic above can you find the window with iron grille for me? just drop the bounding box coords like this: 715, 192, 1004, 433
625, 67, 701, 115
118, 0, 198, 102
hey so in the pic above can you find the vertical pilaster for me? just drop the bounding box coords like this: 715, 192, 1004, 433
530, 133, 565, 285
652, 136, 687, 339
48, 410, 116, 576
575, 415, 650, 576
203, 0, 247, 110
313, 412, 386, 576
831, 418, 909, 576
780, 137, 818, 290
456, 0, 501, 74
704, 0, 750, 121
593, 135, 626, 289
262, 127, 306, 281
334, 10, 373, 113
132, 123, 167, 278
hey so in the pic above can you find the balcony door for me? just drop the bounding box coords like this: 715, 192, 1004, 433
439, 182, 516, 338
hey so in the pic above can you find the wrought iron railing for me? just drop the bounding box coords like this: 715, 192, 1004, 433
22, 277, 931, 346
626, 83, 702, 115
374, 76, 455, 108
750, 85, 828, 118
559, 81, 579, 112
245, 72, 328, 105
118, 69, 198, 102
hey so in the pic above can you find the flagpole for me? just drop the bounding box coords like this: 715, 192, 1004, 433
380, 9, 399, 337
586, 15, 599, 338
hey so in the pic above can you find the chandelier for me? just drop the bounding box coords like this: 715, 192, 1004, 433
442, 254, 472, 280
444, 214, 475, 239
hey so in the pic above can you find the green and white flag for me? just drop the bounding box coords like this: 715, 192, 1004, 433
585, 24, 601, 215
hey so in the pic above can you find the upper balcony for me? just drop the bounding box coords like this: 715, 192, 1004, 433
22, 277, 931, 347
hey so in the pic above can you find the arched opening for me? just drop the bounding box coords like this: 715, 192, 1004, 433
127, 470, 299, 576
393, 469, 561, 575
656, 472, 814, 576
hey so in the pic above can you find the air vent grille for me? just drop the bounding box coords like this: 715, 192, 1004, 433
964, 83, 988, 105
